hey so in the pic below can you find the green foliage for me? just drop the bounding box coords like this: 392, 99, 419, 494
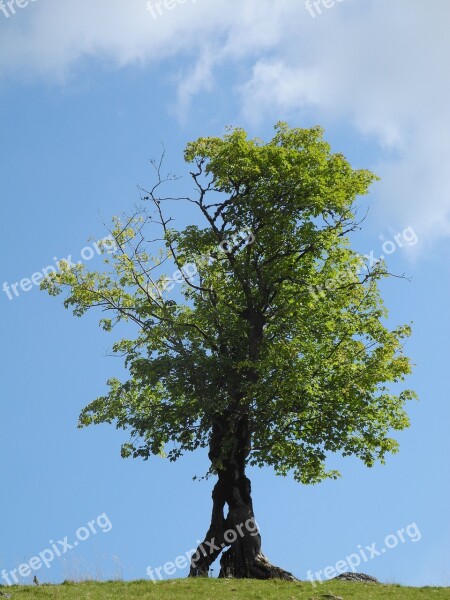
41, 123, 416, 484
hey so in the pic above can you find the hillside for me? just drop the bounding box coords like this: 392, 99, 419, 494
1, 578, 448, 599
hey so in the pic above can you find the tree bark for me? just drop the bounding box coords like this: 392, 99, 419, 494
189, 417, 297, 580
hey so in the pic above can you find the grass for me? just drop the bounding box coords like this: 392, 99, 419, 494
1, 579, 449, 599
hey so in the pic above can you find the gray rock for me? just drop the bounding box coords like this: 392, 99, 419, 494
333, 571, 379, 583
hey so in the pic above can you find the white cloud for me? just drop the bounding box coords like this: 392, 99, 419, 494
238, 0, 450, 241
1, 0, 449, 242
0, 0, 290, 78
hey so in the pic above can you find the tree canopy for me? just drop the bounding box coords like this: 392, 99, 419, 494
42, 122, 415, 487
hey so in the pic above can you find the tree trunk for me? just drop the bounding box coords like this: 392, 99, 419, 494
189, 417, 297, 580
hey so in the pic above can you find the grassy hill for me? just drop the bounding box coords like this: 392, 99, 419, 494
1, 579, 449, 599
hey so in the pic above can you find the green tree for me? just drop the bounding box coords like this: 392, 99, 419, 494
42, 123, 415, 579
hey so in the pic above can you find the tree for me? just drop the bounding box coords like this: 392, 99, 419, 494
42, 123, 415, 580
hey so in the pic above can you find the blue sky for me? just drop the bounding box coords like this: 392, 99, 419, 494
1, 0, 449, 588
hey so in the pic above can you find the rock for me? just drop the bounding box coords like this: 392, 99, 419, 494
333, 572, 379, 583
